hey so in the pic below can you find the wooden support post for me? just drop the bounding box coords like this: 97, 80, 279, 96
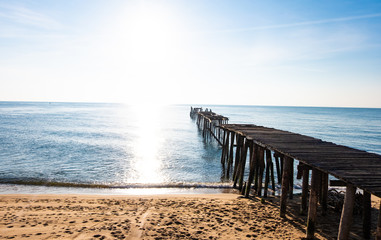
233, 135, 243, 186
280, 156, 293, 218
227, 132, 235, 179
289, 158, 294, 199
363, 191, 371, 239
257, 147, 265, 196
264, 149, 272, 197
270, 153, 276, 194
301, 166, 310, 215
206, 120, 210, 138
241, 182, 246, 195
203, 119, 206, 137
234, 136, 245, 189
245, 144, 257, 198
238, 139, 249, 191
224, 131, 230, 167
297, 164, 303, 179
254, 150, 259, 191
217, 120, 221, 140
377, 200, 381, 240
321, 172, 328, 216
306, 169, 321, 239
337, 183, 356, 240
274, 153, 282, 184
220, 130, 227, 169
280, 156, 284, 181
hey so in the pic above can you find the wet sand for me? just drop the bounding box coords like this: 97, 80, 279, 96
0, 193, 379, 239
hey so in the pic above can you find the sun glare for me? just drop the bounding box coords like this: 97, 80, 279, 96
126, 104, 167, 184
129, 10, 172, 62
120, 3, 181, 65
109, 2, 184, 105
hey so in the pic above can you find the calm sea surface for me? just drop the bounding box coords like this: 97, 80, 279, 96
0, 102, 380, 194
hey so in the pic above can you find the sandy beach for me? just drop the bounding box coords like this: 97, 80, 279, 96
1, 192, 379, 240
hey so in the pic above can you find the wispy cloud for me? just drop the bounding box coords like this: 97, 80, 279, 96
213, 13, 381, 33
0, 3, 60, 30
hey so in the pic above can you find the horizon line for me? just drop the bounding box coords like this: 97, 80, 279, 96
0, 100, 380, 109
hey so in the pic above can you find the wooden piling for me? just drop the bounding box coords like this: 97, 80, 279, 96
274, 153, 282, 184
223, 131, 230, 170
233, 135, 243, 186
301, 165, 310, 215
280, 156, 284, 181
363, 191, 371, 239
245, 144, 257, 198
238, 139, 249, 191
253, 148, 260, 191
234, 136, 246, 189
264, 149, 274, 197
280, 156, 293, 218
377, 200, 381, 240
220, 130, 227, 169
227, 131, 235, 178
306, 169, 321, 239
338, 183, 356, 240
289, 158, 294, 199
257, 147, 265, 196
269, 151, 276, 194
217, 120, 221, 140
321, 172, 328, 216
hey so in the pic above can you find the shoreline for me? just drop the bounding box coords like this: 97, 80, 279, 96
1, 193, 379, 239
0, 183, 239, 196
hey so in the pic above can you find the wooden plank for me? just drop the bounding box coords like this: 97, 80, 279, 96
330, 180, 346, 186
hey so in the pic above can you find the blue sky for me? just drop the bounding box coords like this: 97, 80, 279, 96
1, 0, 380, 107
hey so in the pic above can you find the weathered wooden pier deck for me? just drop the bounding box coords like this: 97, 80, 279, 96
192, 108, 381, 240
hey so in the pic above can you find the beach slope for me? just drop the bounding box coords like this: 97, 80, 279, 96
0, 193, 369, 239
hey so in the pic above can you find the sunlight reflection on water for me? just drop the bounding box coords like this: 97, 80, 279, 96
126, 105, 167, 184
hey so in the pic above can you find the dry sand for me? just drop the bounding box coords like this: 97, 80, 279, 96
0, 193, 379, 239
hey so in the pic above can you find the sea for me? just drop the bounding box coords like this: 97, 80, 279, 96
0, 102, 380, 195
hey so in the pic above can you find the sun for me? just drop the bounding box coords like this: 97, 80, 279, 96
108, 2, 184, 106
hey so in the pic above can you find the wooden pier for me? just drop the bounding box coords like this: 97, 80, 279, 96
193, 108, 229, 145
191, 108, 381, 240
190, 107, 202, 119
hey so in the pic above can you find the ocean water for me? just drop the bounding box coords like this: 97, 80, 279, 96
0, 102, 380, 194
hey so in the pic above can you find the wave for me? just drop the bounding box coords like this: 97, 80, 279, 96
0, 178, 233, 189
